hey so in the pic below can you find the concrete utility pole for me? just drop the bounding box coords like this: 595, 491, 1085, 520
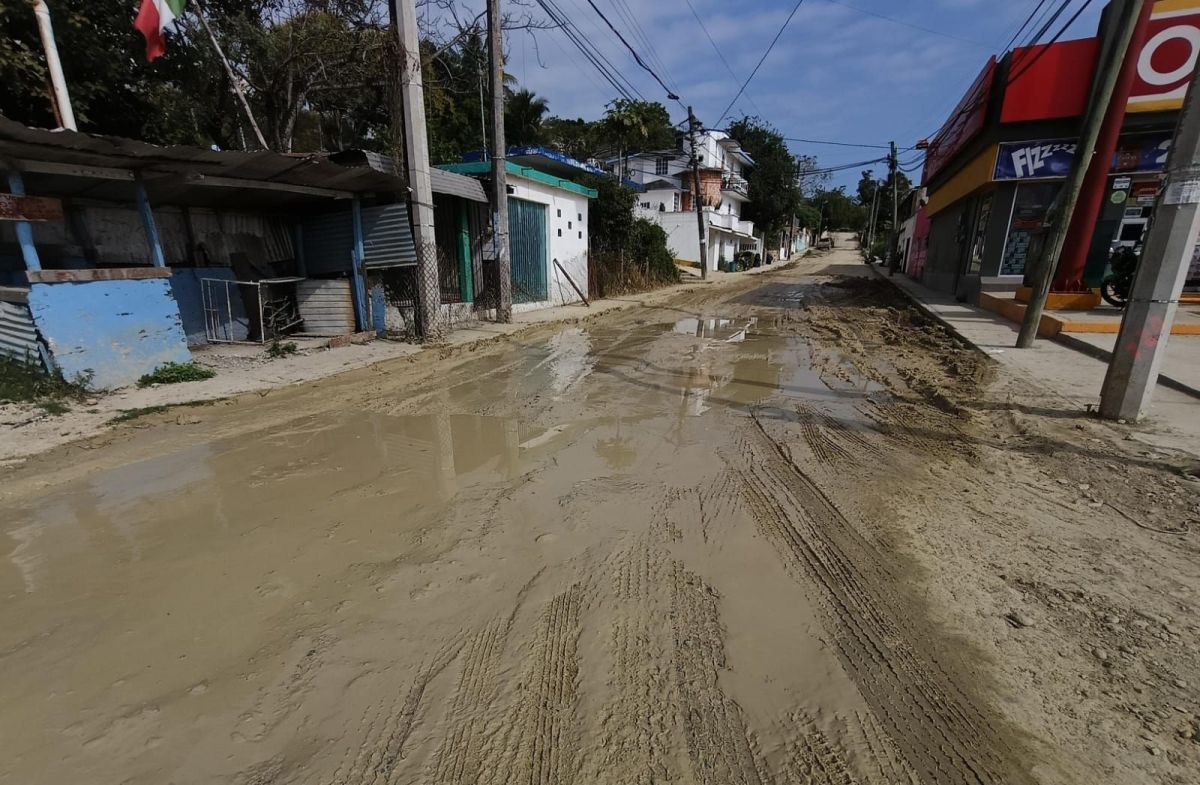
1099, 56, 1200, 421
392, 0, 442, 337
866, 183, 880, 256
887, 141, 900, 275
687, 106, 709, 279
487, 0, 513, 321
1017, 0, 1147, 348
30, 1, 75, 131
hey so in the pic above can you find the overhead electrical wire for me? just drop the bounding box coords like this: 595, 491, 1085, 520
610, 0, 679, 94
785, 137, 903, 150
582, 0, 682, 104
999, 0, 1052, 53
915, 0, 1095, 145
714, 0, 808, 127
820, 0, 991, 49
683, 0, 765, 119
534, 0, 646, 102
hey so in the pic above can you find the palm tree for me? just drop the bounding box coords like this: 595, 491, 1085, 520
505, 89, 549, 147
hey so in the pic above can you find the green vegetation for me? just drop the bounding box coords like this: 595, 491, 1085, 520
137, 362, 216, 387
109, 405, 169, 423
266, 339, 298, 358
0, 355, 88, 415
579, 173, 680, 298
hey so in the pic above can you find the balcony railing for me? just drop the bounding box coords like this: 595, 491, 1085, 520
721, 175, 749, 197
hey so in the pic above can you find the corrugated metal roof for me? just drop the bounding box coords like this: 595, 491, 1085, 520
0, 300, 39, 363
328, 149, 488, 203
0, 116, 404, 209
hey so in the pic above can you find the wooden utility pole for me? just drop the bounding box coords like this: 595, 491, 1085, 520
1100, 55, 1200, 420
887, 141, 899, 275
391, 0, 442, 338
687, 106, 709, 279
191, 0, 267, 150
1018, 0, 1146, 347
487, 0, 513, 321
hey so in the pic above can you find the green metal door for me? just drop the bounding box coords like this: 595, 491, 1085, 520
508, 198, 547, 303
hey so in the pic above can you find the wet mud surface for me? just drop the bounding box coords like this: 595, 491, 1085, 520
3, 247, 1199, 785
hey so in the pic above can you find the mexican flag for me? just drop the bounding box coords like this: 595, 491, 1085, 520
134, 0, 187, 62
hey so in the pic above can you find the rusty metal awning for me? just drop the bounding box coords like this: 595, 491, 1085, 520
0, 116, 407, 210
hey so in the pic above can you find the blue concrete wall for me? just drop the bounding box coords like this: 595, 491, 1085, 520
169, 268, 248, 345
28, 279, 192, 389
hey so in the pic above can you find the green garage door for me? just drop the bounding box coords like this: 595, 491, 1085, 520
508, 198, 547, 303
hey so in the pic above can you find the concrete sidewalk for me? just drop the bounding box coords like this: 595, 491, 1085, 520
868, 264, 1200, 457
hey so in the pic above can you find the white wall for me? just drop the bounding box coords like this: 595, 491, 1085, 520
507, 174, 590, 310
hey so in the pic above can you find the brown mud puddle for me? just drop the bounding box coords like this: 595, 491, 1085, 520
1, 294, 1035, 785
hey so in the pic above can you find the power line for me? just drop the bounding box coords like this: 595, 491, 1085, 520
715, 0, 808, 127
918, 0, 1094, 147
535, 0, 645, 102
582, 0, 681, 103
819, 0, 992, 49
611, 0, 678, 93
1000, 0, 1051, 52
682, 0, 764, 119
785, 137, 894, 150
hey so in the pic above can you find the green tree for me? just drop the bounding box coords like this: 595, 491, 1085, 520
727, 116, 802, 244
602, 98, 674, 173
812, 187, 866, 230
542, 116, 603, 161
504, 88, 549, 147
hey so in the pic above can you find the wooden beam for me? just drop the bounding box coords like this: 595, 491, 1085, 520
0, 193, 63, 222
27, 267, 172, 283
184, 172, 352, 199
14, 159, 136, 181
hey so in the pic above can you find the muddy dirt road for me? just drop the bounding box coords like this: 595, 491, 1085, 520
3, 241, 1199, 785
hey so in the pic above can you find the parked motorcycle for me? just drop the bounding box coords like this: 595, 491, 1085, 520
1101, 246, 1139, 308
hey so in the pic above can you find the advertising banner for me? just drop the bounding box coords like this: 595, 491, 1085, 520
994, 134, 1173, 180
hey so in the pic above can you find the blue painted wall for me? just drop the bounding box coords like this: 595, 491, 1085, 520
28, 279, 192, 389
169, 268, 249, 345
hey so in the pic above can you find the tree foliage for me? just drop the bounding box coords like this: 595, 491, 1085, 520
812, 187, 866, 230
727, 116, 802, 243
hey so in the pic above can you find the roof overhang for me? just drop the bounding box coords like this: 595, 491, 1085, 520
0, 116, 403, 210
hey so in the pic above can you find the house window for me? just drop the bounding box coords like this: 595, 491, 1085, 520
656, 156, 670, 176
672, 192, 680, 211
641, 201, 651, 209
557, 228, 562, 237
578, 231, 582, 239
577, 212, 582, 221
568, 220, 572, 229
557, 208, 562, 217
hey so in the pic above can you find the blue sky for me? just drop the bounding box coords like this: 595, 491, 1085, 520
506, 0, 1108, 188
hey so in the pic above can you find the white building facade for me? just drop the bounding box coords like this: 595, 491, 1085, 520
618, 130, 760, 271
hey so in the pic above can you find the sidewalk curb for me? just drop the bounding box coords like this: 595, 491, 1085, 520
863, 257, 1200, 401
1051, 332, 1200, 400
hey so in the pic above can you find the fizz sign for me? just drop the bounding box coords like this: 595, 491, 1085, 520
1129, 1, 1200, 113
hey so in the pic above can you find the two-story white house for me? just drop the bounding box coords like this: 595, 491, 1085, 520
614, 130, 760, 271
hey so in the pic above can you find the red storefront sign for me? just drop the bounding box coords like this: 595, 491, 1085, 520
1128, 1, 1200, 112
924, 58, 996, 182
997, 1, 1200, 124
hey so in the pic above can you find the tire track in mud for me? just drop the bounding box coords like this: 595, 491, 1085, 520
479, 586, 584, 785
587, 535, 674, 784
847, 710, 923, 785
427, 618, 515, 785
670, 562, 772, 785
321, 638, 465, 785
730, 417, 1033, 785
779, 712, 859, 785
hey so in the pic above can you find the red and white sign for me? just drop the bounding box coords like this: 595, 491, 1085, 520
1129, 0, 1200, 112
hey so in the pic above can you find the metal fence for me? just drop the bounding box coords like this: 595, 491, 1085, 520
202, 277, 303, 343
